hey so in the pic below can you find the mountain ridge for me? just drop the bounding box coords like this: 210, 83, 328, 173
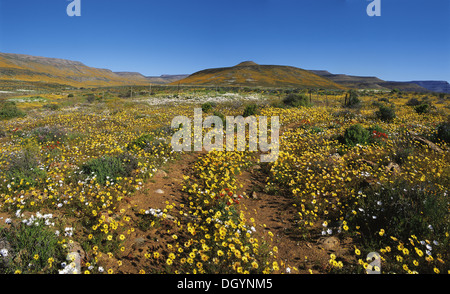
172, 61, 348, 90
308, 69, 430, 92
0, 52, 447, 92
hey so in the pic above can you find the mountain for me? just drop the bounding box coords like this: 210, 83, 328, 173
408, 81, 450, 93
172, 62, 347, 90
0, 52, 186, 87
309, 70, 429, 92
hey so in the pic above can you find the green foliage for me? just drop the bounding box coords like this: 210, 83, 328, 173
343, 90, 360, 108
342, 124, 370, 147
367, 125, 388, 145
201, 102, 214, 113
282, 93, 311, 108
414, 103, 430, 114
347, 180, 449, 245
128, 133, 171, 159
42, 103, 61, 111
242, 103, 258, 117
0, 101, 26, 120
81, 153, 138, 185
375, 104, 396, 122
2, 145, 46, 191
129, 134, 156, 150
436, 121, 450, 144
31, 126, 67, 144
406, 98, 421, 106
0, 220, 66, 274
213, 111, 226, 126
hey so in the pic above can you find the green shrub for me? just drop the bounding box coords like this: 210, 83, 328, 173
81, 153, 138, 185
201, 102, 213, 113
213, 111, 226, 126
0, 102, 26, 120
375, 104, 396, 122
42, 103, 61, 111
436, 121, 450, 144
343, 90, 360, 108
346, 180, 448, 246
414, 103, 430, 114
342, 124, 370, 147
282, 93, 310, 108
242, 103, 258, 117
0, 218, 66, 274
406, 98, 421, 106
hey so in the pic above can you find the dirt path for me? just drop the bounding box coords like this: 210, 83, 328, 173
112, 148, 350, 274
236, 162, 334, 274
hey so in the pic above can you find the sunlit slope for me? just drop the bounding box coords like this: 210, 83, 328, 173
172, 61, 347, 90
0, 52, 151, 87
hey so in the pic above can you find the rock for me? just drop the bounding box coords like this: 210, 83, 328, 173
154, 170, 168, 178
385, 162, 401, 174
328, 153, 343, 164
320, 236, 340, 251
67, 240, 86, 261
155, 189, 164, 194
413, 135, 444, 153
132, 237, 146, 249
0, 238, 14, 266
59, 252, 81, 274
360, 159, 376, 167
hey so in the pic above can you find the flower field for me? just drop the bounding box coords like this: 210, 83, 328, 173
0, 87, 448, 274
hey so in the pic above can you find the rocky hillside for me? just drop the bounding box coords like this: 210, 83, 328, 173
173, 62, 347, 90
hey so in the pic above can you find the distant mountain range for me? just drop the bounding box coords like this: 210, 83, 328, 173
0, 52, 187, 87
0, 52, 448, 93
408, 81, 450, 94
309, 70, 450, 93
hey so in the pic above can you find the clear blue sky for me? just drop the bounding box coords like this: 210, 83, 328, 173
0, 0, 449, 82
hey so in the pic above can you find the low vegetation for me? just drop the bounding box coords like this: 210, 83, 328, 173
0, 86, 448, 275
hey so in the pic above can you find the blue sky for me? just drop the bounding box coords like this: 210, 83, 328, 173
0, 0, 449, 82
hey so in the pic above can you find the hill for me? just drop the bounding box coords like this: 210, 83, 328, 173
172, 62, 347, 90
0, 53, 186, 88
408, 81, 450, 93
308, 70, 429, 92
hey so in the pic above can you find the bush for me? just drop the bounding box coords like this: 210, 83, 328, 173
342, 124, 370, 147
42, 103, 61, 111
406, 98, 421, 106
213, 111, 226, 126
81, 153, 138, 185
414, 103, 430, 114
0, 102, 26, 120
343, 90, 360, 108
201, 102, 213, 113
242, 103, 258, 117
346, 180, 448, 245
436, 121, 450, 144
0, 218, 66, 274
375, 104, 396, 122
282, 93, 310, 108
